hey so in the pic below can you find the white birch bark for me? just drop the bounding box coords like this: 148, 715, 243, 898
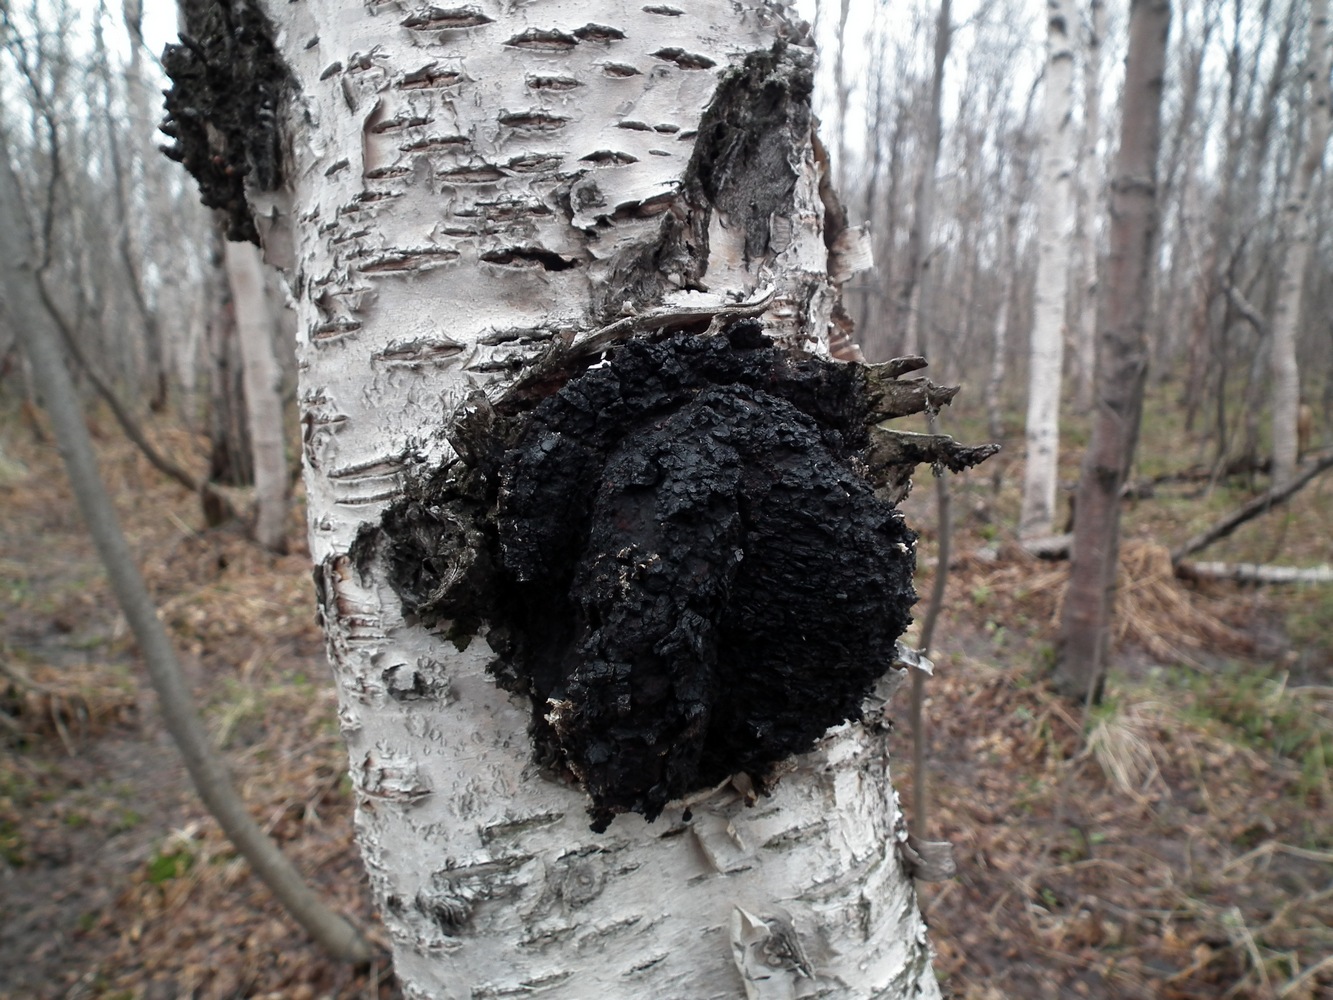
1019, 0, 1078, 540
986, 206, 1018, 451
224, 238, 290, 553
1071, 0, 1104, 414
833, 0, 852, 195
1271, 0, 1331, 489
251, 1, 935, 997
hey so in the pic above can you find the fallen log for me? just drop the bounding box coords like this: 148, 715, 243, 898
1019, 532, 1072, 559
1170, 450, 1333, 564
1175, 561, 1333, 585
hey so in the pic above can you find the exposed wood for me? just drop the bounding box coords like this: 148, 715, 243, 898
1171, 450, 1333, 563
901, 833, 957, 882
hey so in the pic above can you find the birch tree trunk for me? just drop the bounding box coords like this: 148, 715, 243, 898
893, 0, 951, 358
1054, 0, 1171, 702
986, 197, 1019, 467
1019, 0, 1078, 540
224, 239, 289, 553
1071, 0, 1105, 414
164, 1, 942, 996
833, 0, 853, 195
1270, 0, 1331, 489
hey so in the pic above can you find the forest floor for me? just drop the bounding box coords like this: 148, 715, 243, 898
0, 395, 1330, 1000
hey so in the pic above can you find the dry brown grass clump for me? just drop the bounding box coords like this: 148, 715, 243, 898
1111, 541, 1253, 664
0, 657, 138, 751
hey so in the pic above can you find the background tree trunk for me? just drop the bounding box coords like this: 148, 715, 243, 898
1054, 0, 1172, 701
1269, 0, 1330, 488
1020, 0, 1079, 540
224, 239, 289, 553
205, 225, 254, 511
894, 0, 952, 358
1071, 0, 1106, 413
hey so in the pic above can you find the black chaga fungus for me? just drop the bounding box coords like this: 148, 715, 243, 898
160, 0, 293, 243
375, 324, 919, 831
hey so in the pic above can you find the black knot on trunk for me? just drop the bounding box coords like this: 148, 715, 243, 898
375, 324, 920, 830
160, 0, 292, 243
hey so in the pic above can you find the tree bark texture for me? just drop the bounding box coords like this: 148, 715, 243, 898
1269, 0, 1330, 489
165, 1, 942, 996
1054, 0, 1171, 701
1020, 0, 1078, 540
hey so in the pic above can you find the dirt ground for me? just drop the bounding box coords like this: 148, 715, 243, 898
1, 412, 1329, 999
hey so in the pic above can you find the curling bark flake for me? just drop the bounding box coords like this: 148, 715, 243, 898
223, 1, 936, 997
1020, 0, 1078, 541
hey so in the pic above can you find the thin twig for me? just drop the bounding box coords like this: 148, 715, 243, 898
912, 407, 953, 839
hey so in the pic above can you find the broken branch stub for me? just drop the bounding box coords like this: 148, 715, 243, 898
866, 430, 1003, 506
369, 323, 996, 829
860, 360, 959, 422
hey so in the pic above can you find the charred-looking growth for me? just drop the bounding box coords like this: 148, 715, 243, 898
159, 0, 291, 243
370, 323, 991, 830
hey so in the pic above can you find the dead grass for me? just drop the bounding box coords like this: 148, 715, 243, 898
0, 656, 138, 752
0, 416, 393, 1000
908, 635, 1331, 999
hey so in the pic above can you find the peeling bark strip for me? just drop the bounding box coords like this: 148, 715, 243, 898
366, 325, 996, 830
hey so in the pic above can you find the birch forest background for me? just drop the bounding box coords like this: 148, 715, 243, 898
1, 0, 1330, 997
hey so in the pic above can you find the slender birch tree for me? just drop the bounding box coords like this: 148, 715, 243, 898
224, 239, 289, 553
1071, 0, 1105, 414
1270, 0, 1331, 489
160, 0, 977, 996
1019, 0, 1078, 541
0, 129, 370, 969
894, 0, 952, 358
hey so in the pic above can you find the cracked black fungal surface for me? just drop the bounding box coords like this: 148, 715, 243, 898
369, 324, 917, 830
160, 0, 292, 243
